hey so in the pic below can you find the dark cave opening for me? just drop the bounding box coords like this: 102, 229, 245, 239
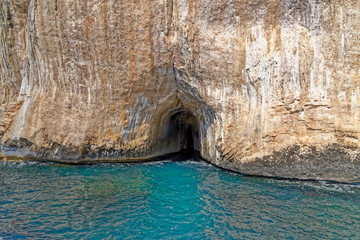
166, 109, 200, 158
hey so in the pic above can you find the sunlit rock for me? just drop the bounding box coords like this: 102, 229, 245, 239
1, 0, 360, 182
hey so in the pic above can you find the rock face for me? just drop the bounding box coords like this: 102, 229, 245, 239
1, 0, 360, 182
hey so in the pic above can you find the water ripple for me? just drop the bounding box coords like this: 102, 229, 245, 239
1, 160, 360, 239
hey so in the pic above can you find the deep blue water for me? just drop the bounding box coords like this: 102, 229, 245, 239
1, 158, 360, 240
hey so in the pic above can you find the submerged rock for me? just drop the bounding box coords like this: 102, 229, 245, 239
1, 0, 360, 182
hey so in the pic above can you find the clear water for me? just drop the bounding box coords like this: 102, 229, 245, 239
1, 158, 360, 240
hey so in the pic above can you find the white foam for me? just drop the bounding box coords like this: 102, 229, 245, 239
274, 179, 360, 194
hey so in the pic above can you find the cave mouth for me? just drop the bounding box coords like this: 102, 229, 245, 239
166, 109, 200, 159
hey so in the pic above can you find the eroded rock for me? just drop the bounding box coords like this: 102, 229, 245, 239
1, 0, 360, 182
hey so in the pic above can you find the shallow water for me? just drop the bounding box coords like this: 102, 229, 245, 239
1, 158, 360, 239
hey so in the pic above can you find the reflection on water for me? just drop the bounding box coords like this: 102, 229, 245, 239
1, 159, 360, 239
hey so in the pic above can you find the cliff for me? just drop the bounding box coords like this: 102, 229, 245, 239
1, 0, 360, 182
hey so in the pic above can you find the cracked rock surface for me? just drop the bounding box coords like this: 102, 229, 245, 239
1, 0, 360, 182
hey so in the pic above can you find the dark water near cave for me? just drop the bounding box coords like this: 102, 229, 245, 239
1, 158, 360, 240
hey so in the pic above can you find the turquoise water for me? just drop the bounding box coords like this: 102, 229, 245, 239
1, 158, 360, 239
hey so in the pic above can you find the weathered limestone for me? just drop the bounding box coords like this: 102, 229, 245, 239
1, 0, 360, 182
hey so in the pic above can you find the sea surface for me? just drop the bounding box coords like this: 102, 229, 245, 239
1, 158, 360, 239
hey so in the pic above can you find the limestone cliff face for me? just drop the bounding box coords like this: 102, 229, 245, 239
1, 0, 360, 182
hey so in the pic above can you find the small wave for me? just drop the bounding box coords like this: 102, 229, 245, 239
274, 179, 360, 194
303, 181, 360, 193
178, 159, 210, 165
141, 160, 173, 166
0, 160, 38, 167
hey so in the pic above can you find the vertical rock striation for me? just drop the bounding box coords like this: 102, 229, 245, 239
1, 0, 360, 182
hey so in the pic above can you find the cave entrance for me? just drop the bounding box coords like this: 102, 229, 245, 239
167, 109, 200, 158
